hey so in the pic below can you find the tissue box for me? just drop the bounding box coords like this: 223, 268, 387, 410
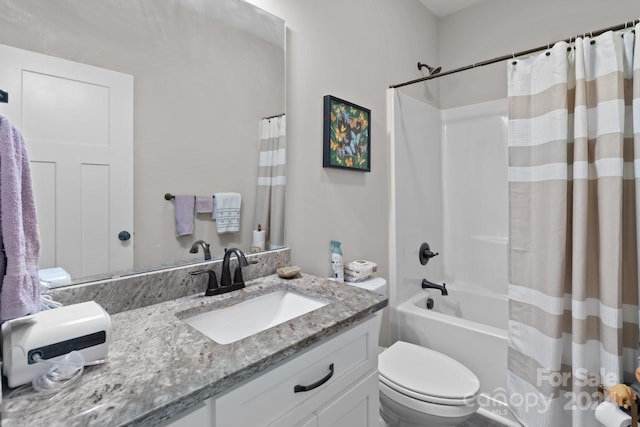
38, 267, 72, 289
344, 260, 377, 280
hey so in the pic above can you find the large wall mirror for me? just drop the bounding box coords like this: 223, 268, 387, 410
0, 0, 286, 285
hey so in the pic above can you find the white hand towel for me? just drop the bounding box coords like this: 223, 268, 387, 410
213, 192, 241, 234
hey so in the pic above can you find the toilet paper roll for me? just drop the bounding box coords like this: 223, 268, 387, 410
252, 230, 266, 251
594, 401, 632, 427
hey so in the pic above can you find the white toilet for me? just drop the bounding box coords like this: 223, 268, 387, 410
346, 277, 480, 427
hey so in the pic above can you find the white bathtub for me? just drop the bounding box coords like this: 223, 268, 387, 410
396, 284, 520, 426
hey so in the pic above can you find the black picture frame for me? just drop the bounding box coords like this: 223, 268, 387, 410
323, 95, 371, 172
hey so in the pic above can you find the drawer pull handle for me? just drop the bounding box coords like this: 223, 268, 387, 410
294, 363, 334, 393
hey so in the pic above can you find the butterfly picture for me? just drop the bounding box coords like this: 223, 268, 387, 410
323, 95, 371, 171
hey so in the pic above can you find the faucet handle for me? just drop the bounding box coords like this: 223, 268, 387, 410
233, 267, 244, 286
419, 242, 439, 266
189, 269, 219, 296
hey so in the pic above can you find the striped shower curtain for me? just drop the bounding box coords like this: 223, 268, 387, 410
507, 25, 640, 427
254, 115, 286, 249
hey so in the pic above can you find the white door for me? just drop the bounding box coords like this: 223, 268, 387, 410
0, 43, 134, 279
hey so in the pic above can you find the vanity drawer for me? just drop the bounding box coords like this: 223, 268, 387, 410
214, 317, 377, 427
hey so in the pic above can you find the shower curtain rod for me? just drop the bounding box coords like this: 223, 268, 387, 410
389, 18, 640, 89
262, 113, 285, 120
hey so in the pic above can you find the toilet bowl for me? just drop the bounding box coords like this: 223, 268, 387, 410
345, 277, 480, 427
378, 341, 479, 426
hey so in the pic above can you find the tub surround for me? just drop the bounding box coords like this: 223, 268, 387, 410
47, 248, 290, 314
2, 272, 387, 426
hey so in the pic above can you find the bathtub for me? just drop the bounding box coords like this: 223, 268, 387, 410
395, 284, 521, 427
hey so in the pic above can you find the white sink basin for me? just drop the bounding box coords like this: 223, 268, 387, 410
182, 290, 329, 344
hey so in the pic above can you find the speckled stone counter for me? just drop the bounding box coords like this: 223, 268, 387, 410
1, 273, 387, 427
48, 248, 291, 314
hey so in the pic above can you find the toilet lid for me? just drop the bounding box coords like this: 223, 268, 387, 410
379, 341, 480, 401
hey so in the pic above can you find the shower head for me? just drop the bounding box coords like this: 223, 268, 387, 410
417, 62, 442, 75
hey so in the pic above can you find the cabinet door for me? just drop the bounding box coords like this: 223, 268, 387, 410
316, 371, 380, 427
216, 318, 377, 427
157, 399, 214, 427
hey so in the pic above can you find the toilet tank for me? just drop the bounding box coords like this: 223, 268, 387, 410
344, 277, 387, 346
346, 277, 387, 296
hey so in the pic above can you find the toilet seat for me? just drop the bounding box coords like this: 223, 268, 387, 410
379, 380, 478, 420
379, 375, 477, 406
378, 341, 480, 406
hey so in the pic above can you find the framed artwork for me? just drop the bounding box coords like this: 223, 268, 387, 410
323, 95, 370, 171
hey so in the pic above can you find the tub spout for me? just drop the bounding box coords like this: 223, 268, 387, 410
422, 278, 448, 296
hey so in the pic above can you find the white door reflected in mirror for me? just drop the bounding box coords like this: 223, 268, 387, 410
0, 44, 134, 279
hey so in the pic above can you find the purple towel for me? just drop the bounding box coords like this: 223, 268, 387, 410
0, 116, 41, 321
195, 196, 213, 213
174, 195, 195, 236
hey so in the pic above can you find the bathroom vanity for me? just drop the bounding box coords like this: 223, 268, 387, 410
163, 316, 379, 427
1, 272, 386, 426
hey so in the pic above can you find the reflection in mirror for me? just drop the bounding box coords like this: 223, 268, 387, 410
0, 0, 286, 286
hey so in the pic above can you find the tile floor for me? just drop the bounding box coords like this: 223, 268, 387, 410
461, 412, 513, 427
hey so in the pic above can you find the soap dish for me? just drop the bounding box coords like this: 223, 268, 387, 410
277, 266, 301, 279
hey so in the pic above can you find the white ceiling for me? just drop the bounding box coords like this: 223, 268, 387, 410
419, 0, 485, 18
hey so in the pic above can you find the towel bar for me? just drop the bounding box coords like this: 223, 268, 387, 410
164, 193, 214, 201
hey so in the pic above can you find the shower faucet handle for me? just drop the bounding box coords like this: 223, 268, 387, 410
419, 242, 439, 266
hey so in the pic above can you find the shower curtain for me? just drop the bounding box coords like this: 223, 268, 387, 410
254, 115, 286, 249
507, 26, 640, 426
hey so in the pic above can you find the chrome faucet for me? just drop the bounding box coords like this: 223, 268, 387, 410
422, 278, 448, 296
220, 248, 249, 287
189, 240, 211, 261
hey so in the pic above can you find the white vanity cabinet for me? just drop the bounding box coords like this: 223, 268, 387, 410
162, 316, 379, 427
302, 370, 380, 427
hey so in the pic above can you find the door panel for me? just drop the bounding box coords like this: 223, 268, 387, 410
0, 43, 134, 279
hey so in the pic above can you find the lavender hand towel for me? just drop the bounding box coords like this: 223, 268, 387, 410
0, 115, 41, 321
195, 196, 213, 213
174, 195, 195, 236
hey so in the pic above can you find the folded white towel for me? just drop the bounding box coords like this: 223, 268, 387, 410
213, 192, 241, 234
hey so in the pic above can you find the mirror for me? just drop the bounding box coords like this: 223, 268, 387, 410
0, 0, 286, 285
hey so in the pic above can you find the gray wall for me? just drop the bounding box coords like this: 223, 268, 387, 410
12, 0, 636, 287
438, 0, 640, 109
250, 0, 640, 283
246, 0, 440, 281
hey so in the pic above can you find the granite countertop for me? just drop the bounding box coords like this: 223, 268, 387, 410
1, 273, 387, 427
